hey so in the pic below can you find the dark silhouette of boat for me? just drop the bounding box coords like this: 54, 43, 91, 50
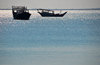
12, 6, 31, 20
37, 9, 67, 17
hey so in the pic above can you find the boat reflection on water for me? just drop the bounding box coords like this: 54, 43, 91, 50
12, 6, 31, 20
37, 9, 67, 17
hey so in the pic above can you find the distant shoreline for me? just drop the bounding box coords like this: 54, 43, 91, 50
0, 8, 100, 10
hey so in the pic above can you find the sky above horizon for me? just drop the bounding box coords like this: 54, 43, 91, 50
0, 0, 100, 9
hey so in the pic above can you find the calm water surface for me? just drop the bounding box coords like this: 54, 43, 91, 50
0, 10, 100, 65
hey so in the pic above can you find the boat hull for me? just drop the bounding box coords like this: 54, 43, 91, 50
38, 12, 67, 17
13, 12, 31, 20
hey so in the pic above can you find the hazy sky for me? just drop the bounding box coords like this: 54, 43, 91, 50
0, 0, 100, 9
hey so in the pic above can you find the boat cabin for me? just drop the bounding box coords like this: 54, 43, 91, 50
12, 6, 29, 14
37, 9, 54, 14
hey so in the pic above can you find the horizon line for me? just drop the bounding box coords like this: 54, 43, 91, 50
0, 8, 100, 10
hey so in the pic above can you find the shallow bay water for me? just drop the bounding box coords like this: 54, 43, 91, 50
0, 10, 100, 65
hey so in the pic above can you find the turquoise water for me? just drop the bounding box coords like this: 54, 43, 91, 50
0, 10, 100, 65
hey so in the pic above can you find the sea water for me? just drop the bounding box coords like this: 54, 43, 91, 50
0, 10, 100, 65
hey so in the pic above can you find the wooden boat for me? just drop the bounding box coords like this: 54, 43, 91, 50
12, 6, 31, 20
37, 9, 67, 17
